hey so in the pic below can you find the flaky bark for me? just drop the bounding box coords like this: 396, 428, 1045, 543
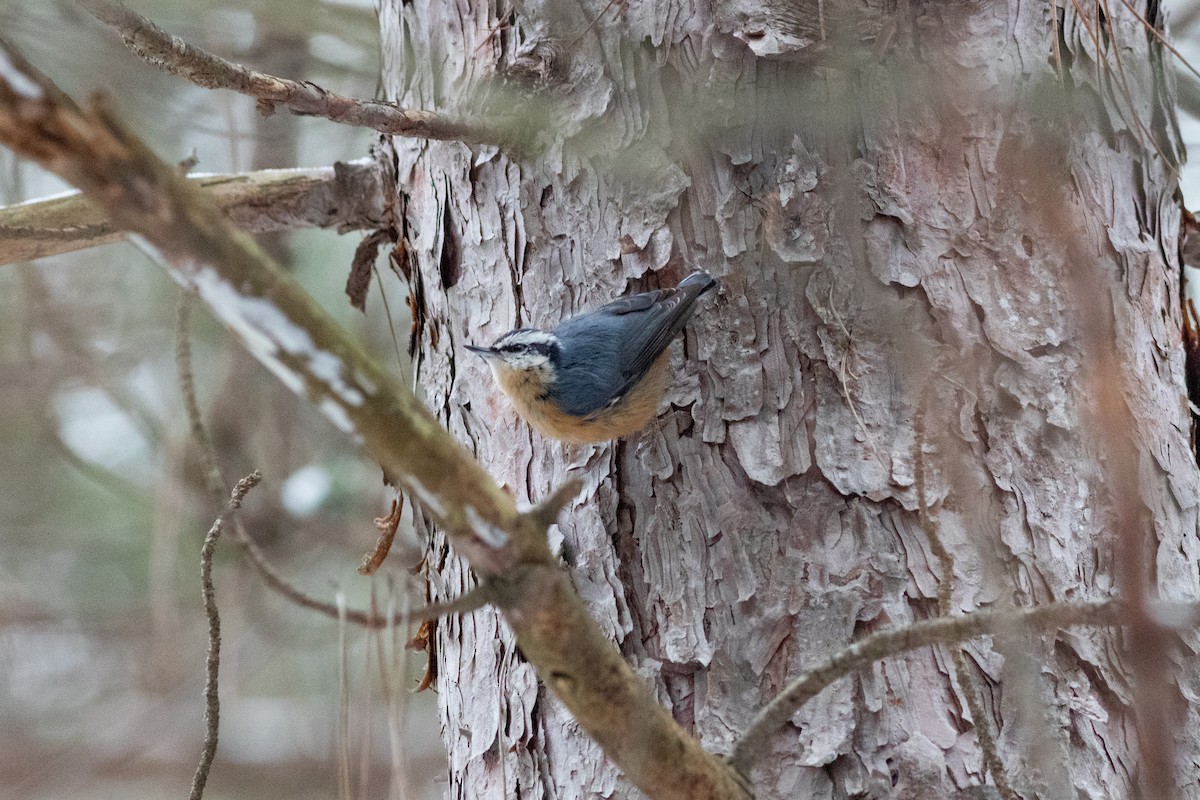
383, 1, 1200, 798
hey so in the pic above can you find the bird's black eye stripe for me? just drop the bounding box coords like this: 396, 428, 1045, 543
499, 341, 557, 357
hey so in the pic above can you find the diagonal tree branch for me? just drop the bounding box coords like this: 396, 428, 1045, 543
0, 40, 750, 800
728, 599, 1152, 775
0, 159, 387, 266
177, 292, 478, 630
76, 0, 504, 146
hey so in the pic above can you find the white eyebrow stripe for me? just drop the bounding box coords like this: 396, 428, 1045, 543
495, 329, 559, 348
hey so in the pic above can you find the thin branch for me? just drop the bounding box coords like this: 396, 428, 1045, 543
76, 0, 503, 145
1117, 0, 1200, 85
0, 160, 386, 266
45, 417, 149, 502
373, 262, 408, 373
565, 0, 625, 50
729, 599, 1129, 774
1065, 0, 1178, 177
176, 291, 477, 628
191, 470, 262, 800
176, 292, 224, 494
0, 42, 748, 800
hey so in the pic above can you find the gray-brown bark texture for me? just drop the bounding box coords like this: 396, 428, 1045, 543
378, 0, 1200, 797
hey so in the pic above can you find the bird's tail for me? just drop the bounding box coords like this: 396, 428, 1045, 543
674, 270, 718, 319
662, 271, 718, 341
677, 270, 718, 298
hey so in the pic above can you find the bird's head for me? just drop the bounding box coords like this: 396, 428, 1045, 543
466, 329, 561, 391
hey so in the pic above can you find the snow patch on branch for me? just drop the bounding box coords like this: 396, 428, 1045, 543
465, 505, 509, 548
318, 397, 357, 436
308, 350, 365, 406
188, 262, 366, 406
131, 237, 371, 437
0, 50, 44, 99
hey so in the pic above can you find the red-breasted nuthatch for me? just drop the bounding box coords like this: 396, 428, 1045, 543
466, 271, 718, 443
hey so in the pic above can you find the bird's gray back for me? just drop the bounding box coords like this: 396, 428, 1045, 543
551, 313, 639, 416
550, 280, 708, 416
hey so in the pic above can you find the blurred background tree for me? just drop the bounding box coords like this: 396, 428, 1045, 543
0, 2, 442, 799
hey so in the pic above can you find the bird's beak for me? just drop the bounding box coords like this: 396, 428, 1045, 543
465, 344, 496, 358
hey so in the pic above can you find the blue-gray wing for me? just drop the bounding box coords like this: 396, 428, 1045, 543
551, 271, 717, 416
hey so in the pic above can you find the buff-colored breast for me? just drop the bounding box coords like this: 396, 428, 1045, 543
501, 351, 671, 443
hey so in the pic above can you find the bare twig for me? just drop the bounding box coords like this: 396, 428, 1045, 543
0, 42, 748, 800
565, 0, 626, 49
0, 161, 386, 267
729, 599, 1128, 774
525, 478, 584, 529
76, 0, 502, 145
1065, 0, 1178, 177
176, 295, 480, 626
191, 470, 262, 800
1117, 0, 1200, 85
176, 292, 224, 494
398, 583, 495, 619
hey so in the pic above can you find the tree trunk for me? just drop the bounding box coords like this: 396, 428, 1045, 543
379, 1, 1200, 797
